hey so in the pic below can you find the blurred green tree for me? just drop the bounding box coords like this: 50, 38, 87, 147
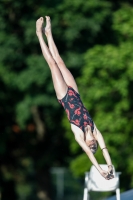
0, 0, 133, 199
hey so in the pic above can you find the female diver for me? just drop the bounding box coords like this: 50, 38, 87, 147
36, 16, 114, 180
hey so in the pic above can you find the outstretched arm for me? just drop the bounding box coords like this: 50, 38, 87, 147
72, 125, 113, 180
94, 126, 114, 175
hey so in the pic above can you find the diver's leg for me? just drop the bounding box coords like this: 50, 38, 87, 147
44, 16, 79, 93
36, 17, 68, 99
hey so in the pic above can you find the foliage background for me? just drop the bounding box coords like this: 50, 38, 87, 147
0, 0, 133, 199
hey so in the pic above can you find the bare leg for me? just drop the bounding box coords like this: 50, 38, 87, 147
36, 17, 68, 99
44, 16, 79, 93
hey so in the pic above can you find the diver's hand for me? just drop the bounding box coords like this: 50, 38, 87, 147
100, 169, 114, 180
108, 165, 113, 175
100, 169, 108, 179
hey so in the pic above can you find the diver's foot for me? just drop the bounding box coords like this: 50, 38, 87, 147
36, 17, 44, 36
43, 16, 52, 37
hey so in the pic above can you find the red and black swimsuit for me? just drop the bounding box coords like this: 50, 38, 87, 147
58, 86, 94, 133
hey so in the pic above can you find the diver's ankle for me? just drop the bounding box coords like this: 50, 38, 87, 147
36, 30, 43, 37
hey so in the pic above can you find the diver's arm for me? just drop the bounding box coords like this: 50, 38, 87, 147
71, 124, 109, 179
75, 134, 113, 179
94, 126, 113, 174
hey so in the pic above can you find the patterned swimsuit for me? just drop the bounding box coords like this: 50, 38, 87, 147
58, 86, 94, 133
